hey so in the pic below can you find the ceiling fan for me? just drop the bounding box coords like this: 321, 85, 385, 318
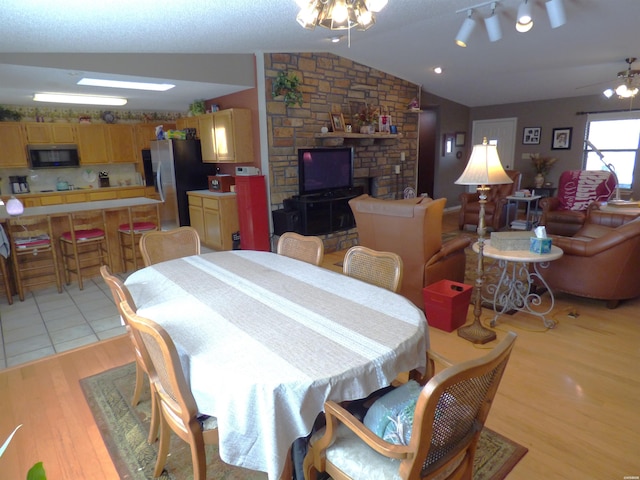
603, 57, 640, 98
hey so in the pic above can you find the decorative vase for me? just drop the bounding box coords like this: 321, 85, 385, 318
360, 124, 376, 134
534, 173, 545, 188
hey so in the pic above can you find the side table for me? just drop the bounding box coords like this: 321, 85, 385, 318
505, 195, 541, 230
473, 240, 563, 328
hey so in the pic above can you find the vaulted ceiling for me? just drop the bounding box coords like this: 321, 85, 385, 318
1, 0, 639, 112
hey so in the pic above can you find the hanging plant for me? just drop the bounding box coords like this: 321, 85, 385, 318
272, 71, 303, 107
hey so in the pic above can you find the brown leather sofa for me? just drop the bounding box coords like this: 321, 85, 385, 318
458, 170, 522, 231
539, 170, 616, 236
349, 194, 472, 308
540, 204, 640, 308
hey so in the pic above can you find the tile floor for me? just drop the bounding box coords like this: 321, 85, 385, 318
0, 275, 126, 370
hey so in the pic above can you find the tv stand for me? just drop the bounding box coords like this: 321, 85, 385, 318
283, 187, 363, 235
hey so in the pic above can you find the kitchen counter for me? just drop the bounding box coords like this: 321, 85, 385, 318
186, 189, 236, 197
0, 197, 161, 221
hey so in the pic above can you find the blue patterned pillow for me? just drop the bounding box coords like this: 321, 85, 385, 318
363, 380, 422, 446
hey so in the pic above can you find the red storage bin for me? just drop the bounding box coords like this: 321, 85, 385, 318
423, 280, 473, 332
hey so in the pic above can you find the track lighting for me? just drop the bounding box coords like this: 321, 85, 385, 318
455, 10, 476, 47
516, 0, 533, 32
545, 0, 566, 28
484, 2, 502, 42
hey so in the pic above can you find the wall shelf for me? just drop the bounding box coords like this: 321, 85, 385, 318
314, 132, 401, 146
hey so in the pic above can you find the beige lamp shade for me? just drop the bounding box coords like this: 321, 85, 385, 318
455, 139, 513, 186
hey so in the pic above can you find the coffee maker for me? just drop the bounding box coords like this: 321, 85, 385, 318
10, 176, 29, 194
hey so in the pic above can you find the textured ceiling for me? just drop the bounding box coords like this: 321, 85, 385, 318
0, 0, 639, 111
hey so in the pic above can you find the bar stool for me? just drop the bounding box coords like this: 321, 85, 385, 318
7, 215, 62, 301
59, 210, 111, 290
118, 204, 160, 272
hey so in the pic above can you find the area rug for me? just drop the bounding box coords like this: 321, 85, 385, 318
81, 363, 527, 480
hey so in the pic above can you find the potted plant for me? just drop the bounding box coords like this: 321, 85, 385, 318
189, 100, 206, 116
0, 105, 22, 121
272, 71, 303, 107
354, 104, 379, 134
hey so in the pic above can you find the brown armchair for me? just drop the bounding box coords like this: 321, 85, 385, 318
458, 170, 522, 231
539, 170, 616, 236
540, 205, 640, 308
349, 194, 472, 308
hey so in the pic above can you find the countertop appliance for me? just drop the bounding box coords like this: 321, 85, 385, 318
28, 144, 80, 169
10, 176, 29, 194
150, 139, 217, 229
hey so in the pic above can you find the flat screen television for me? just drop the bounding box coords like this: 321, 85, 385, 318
298, 146, 354, 196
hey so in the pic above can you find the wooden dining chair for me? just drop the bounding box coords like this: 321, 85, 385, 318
139, 226, 201, 266
119, 300, 219, 480
99, 265, 160, 443
304, 332, 517, 480
276, 232, 324, 266
342, 245, 403, 293
118, 204, 160, 271
7, 215, 62, 301
59, 210, 111, 290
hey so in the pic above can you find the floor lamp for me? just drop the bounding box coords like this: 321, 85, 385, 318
455, 138, 513, 344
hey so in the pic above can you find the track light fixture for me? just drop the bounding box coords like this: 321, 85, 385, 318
455, 10, 476, 47
516, 0, 533, 32
484, 2, 502, 42
545, 0, 566, 28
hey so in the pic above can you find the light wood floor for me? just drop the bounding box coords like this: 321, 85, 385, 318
1, 212, 639, 479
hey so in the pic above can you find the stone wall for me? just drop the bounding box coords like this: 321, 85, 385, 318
264, 52, 420, 251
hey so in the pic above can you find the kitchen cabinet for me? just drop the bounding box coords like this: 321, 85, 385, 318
176, 116, 199, 132
135, 123, 176, 151
199, 108, 254, 163
187, 191, 239, 251
24, 123, 76, 144
107, 124, 137, 163
77, 125, 110, 165
0, 123, 28, 167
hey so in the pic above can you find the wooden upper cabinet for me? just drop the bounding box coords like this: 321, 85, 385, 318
107, 124, 136, 163
199, 109, 254, 163
0, 123, 28, 167
135, 123, 176, 151
77, 125, 109, 165
176, 116, 199, 131
24, 123, 76, 144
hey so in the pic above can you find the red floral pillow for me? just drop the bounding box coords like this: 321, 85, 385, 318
556, 170, 615, 211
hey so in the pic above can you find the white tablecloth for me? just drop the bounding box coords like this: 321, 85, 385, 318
125, 250, 429, 479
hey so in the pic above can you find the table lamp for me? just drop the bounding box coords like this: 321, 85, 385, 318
455, 138, 513, 344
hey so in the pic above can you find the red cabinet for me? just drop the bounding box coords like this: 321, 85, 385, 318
235, 175, 270, 251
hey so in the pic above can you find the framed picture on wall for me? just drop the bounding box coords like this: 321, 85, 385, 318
552, 127, 572, 150
455, 132, 466, 147
330, 113, 345, 132
522, 127, 541, 145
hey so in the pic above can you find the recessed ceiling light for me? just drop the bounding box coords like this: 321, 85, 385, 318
330, 35, 343, 43
77, 78, 175, 91
433, 66, 443, 74
34, 93, 128, 106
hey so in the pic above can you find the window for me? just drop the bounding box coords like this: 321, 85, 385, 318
584, 112, 640, 189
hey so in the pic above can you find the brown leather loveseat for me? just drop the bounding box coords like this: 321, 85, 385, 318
540, 204, 640, 308
349, 194, 472, 308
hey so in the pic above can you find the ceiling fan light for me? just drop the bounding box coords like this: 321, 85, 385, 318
484, 9, 502, 42
365, 0, 387, 13
603, 88, 614, 98
296, 1, 322, 29
545, 0, 566, 28
455, 11, 476, 47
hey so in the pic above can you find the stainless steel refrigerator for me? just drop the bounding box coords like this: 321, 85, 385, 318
150, 139, 216, 230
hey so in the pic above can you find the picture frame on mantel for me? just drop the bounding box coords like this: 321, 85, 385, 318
522, 127, 541, 145
330, 113, 345, 132
552, 127, 572, 150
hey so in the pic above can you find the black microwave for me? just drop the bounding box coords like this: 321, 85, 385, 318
28, 145, 80, 169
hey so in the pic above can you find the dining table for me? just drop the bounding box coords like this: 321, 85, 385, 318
124, 249, 429, 479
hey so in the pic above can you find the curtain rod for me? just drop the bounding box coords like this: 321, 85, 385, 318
576, 108, 640, 115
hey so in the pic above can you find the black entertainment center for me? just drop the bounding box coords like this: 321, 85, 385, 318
273, 146, 362, 236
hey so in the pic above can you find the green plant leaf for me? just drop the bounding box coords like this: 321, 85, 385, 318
0, 424, 22, 458
27, 462, 47, 480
